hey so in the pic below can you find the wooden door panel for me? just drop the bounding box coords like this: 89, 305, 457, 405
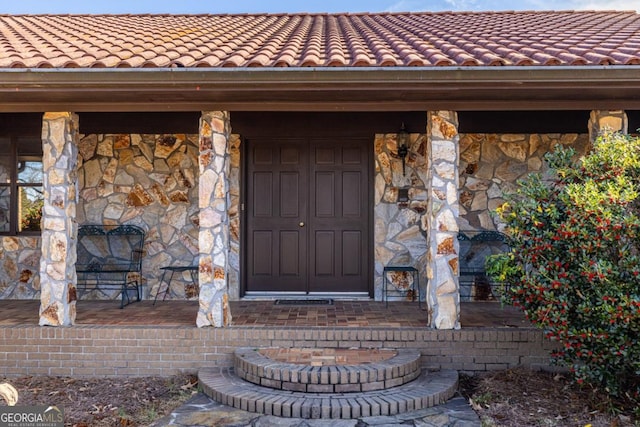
314, 231, 335, 276
280, 231, 301, 276
342, 231, 362, 276
246, 139, 307, 292
280, 172, 300, 217
281, 147, 300, 164
342, 146, 362, 164
252, 172, 273, 217
308, 138, 369, 293
246, 137, 369, 295
342, 171, 362, 217
315, 147, 335, 164
251, 231, 273, 276
314, 172, 335, 217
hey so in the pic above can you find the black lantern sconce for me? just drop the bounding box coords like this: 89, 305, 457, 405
397, 187, 410, 207
397, 122, 409, 175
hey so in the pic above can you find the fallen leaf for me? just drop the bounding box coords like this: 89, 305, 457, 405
180, 381, 196, 390
469, 398, 483, 411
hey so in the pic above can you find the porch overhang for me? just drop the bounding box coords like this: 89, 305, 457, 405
1, 66, 640, 113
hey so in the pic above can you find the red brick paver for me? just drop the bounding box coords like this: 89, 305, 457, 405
259, 348, 397, 366
0, 300, 529, 328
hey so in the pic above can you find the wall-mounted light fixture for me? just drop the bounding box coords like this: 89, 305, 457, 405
397, 122, 409, 175
397, 187, 409, 208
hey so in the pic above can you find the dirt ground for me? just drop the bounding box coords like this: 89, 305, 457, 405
0, 374, 197, 426
1, 369, 638, 426
460, 368, 639, 427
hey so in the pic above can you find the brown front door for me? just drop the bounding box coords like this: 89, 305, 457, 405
245, 137, 370, 295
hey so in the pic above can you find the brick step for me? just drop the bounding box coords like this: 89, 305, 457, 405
234, 347, 421, 392
199, 367, 458, 419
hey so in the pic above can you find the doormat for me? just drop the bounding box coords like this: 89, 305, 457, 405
274, 299, 334, 306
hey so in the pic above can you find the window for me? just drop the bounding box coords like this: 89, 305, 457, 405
0, 137, 43, 235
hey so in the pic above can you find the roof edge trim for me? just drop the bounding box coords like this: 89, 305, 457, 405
2, 65, 640, 86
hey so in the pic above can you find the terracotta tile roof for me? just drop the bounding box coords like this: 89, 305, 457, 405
0, 11, 639, 69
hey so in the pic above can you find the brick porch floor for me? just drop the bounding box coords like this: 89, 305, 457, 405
0, 300, 530, 328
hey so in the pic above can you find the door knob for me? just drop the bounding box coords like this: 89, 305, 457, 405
299, 222, 305, 227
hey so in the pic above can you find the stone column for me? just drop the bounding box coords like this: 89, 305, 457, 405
39, 112, 79, 326
196, 111, 232, 328
425, 111, 460, 330
589, 110, 628, 141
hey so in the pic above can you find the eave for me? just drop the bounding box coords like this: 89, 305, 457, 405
1, 66, 640, 113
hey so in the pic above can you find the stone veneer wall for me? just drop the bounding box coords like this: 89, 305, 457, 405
373, 133, 429, 301
425, 111, 461, 329
0, 132, 241, 303
457, 133, 591, 298
228, 134, 241, 300
77, 133, 200, 300
39, 112, 79, 326
458, 133, 591, 232
196, 111, 233, 327
0, 131, 600, 305
373, 129, 593, 317
0, 237, 41, 298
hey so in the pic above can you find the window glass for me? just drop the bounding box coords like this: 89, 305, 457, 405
18, 159, 43, 184
0, 186, 10, 232
18, 186, 43, 232
0, 138, 11, 184
16, 137, 43, 233
0, 137, 43, 234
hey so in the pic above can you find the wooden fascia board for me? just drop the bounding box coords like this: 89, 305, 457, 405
1, 66, 640, 112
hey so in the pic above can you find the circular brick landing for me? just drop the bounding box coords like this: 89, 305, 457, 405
198, 347, 459, 419
199, 366, 458, 420
259, 347, 397, 366
235, 347, 420, 392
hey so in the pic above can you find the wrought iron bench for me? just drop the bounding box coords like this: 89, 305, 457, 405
76, 224, 145, 308
457, 230, 508, 301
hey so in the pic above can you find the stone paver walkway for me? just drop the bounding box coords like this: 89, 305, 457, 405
151, 393, 481, 426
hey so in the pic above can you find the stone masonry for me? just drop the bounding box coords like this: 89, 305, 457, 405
0, 237, 40, 299
228, 134, 241, 300
589, 110, 628, 140
0, 110, 629, 328
426, 111, 460, 330
39, 112, 79, 326
374, 132, 428, 302
197, 111, 232, 328
77, 133, 200, 301
458, 133, 591, 233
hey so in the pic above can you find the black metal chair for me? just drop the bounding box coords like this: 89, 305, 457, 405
76, 224, 145, 308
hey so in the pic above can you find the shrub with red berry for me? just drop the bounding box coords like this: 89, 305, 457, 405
487, 131, 640, 402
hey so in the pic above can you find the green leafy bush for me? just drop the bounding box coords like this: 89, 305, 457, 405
487, 131, 640, 401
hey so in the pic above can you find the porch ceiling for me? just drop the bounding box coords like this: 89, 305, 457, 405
2, 66, 640, 112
